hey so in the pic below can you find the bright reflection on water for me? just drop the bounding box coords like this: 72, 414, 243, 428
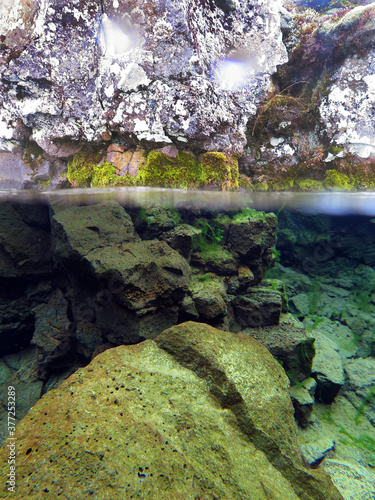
3, 188, 375, 216
98, 14, 135, 56
212, 56, 262, 91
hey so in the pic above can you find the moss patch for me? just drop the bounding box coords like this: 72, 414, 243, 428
323, 170, 354, 191
297, 179, 325, 192
200, 152, 239, 191
136, 151, 203, 189
67, 150, 136, 188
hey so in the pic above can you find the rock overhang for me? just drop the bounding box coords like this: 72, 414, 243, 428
0, 0, 288, 158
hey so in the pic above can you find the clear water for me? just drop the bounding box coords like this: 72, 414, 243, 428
0, 188, 374, 498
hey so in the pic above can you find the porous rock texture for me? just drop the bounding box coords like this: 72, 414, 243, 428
320, 48, 375, 160
0, 0, 287, 162
0, 322, 342, 499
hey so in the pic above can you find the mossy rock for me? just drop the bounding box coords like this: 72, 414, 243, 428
67, 150, 103, 187
91, 162, 136, 188
67, 151, 136, 188
136, 151, 203, 189
297, 179, 325, 192
189, 276, 227, 320
260, 278, 289, 313
238, 175, 254, 191
323, 170, 354, 191
199, 152, 239, 191
192, 244, 238, 276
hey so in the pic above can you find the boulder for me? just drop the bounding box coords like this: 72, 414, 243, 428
161, 224, 201, 260
232, 288, 282, 327
50, 200, 140, 264
310, 332, 345, 404
244, 314, 315, 383
189, 276, 228, 321
0, 322, 342, 500
343, 357, 375, 425
87, 240, 190, 312
323, 459, 375, 500
226, 213, 278, 261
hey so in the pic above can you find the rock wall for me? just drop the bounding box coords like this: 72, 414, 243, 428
0, 0, 286, 173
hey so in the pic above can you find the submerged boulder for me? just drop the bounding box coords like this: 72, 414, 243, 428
0, 322, 342, 499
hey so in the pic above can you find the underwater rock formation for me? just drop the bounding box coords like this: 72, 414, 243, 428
0, 322, 343, 499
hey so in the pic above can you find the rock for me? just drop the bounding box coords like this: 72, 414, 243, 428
161, 224, 201, 260
259, 278, 289, 313
107, 145, 144, 177
320, 49, 375, 161
0, 303, 34, 357
238, 264, 256, 287
318, 4, 375, 63
31, 291, 73, 370
51, 200, 140, 264
132, 205, 182, 240
343, 357, 375, 425
310, 332, 345, 404
191, 245, 239, 275
226, 212, 278, 262
0, 203, 51, 278
290, 293, 310, 317
301, 439, 336, 468
0, 151, 30, 189
88, 240, 190, 312
0, 322, 342, 500
245, 314, 315, 383
189, 276, 227, 321
290, 385, 314, 428
323, 459, 375, 500
232, 288, 282, 327
0, 0, 287, 158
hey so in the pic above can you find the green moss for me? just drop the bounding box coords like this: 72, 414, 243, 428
199, 244, 233, 265
91, 162, 137, 188
297, 179, 325, 192
253, 182, 269, 192
238, 176, 254, 191
323, 170, 354, 191
67, 150, 103, 188
268, 179, 295, 191
67, 151, 136, 188
136, 151, 203, 189
199, 152, 239, 191
37, 179, 51, 189
232, 207, 267, 223
328, 145, 345, 155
